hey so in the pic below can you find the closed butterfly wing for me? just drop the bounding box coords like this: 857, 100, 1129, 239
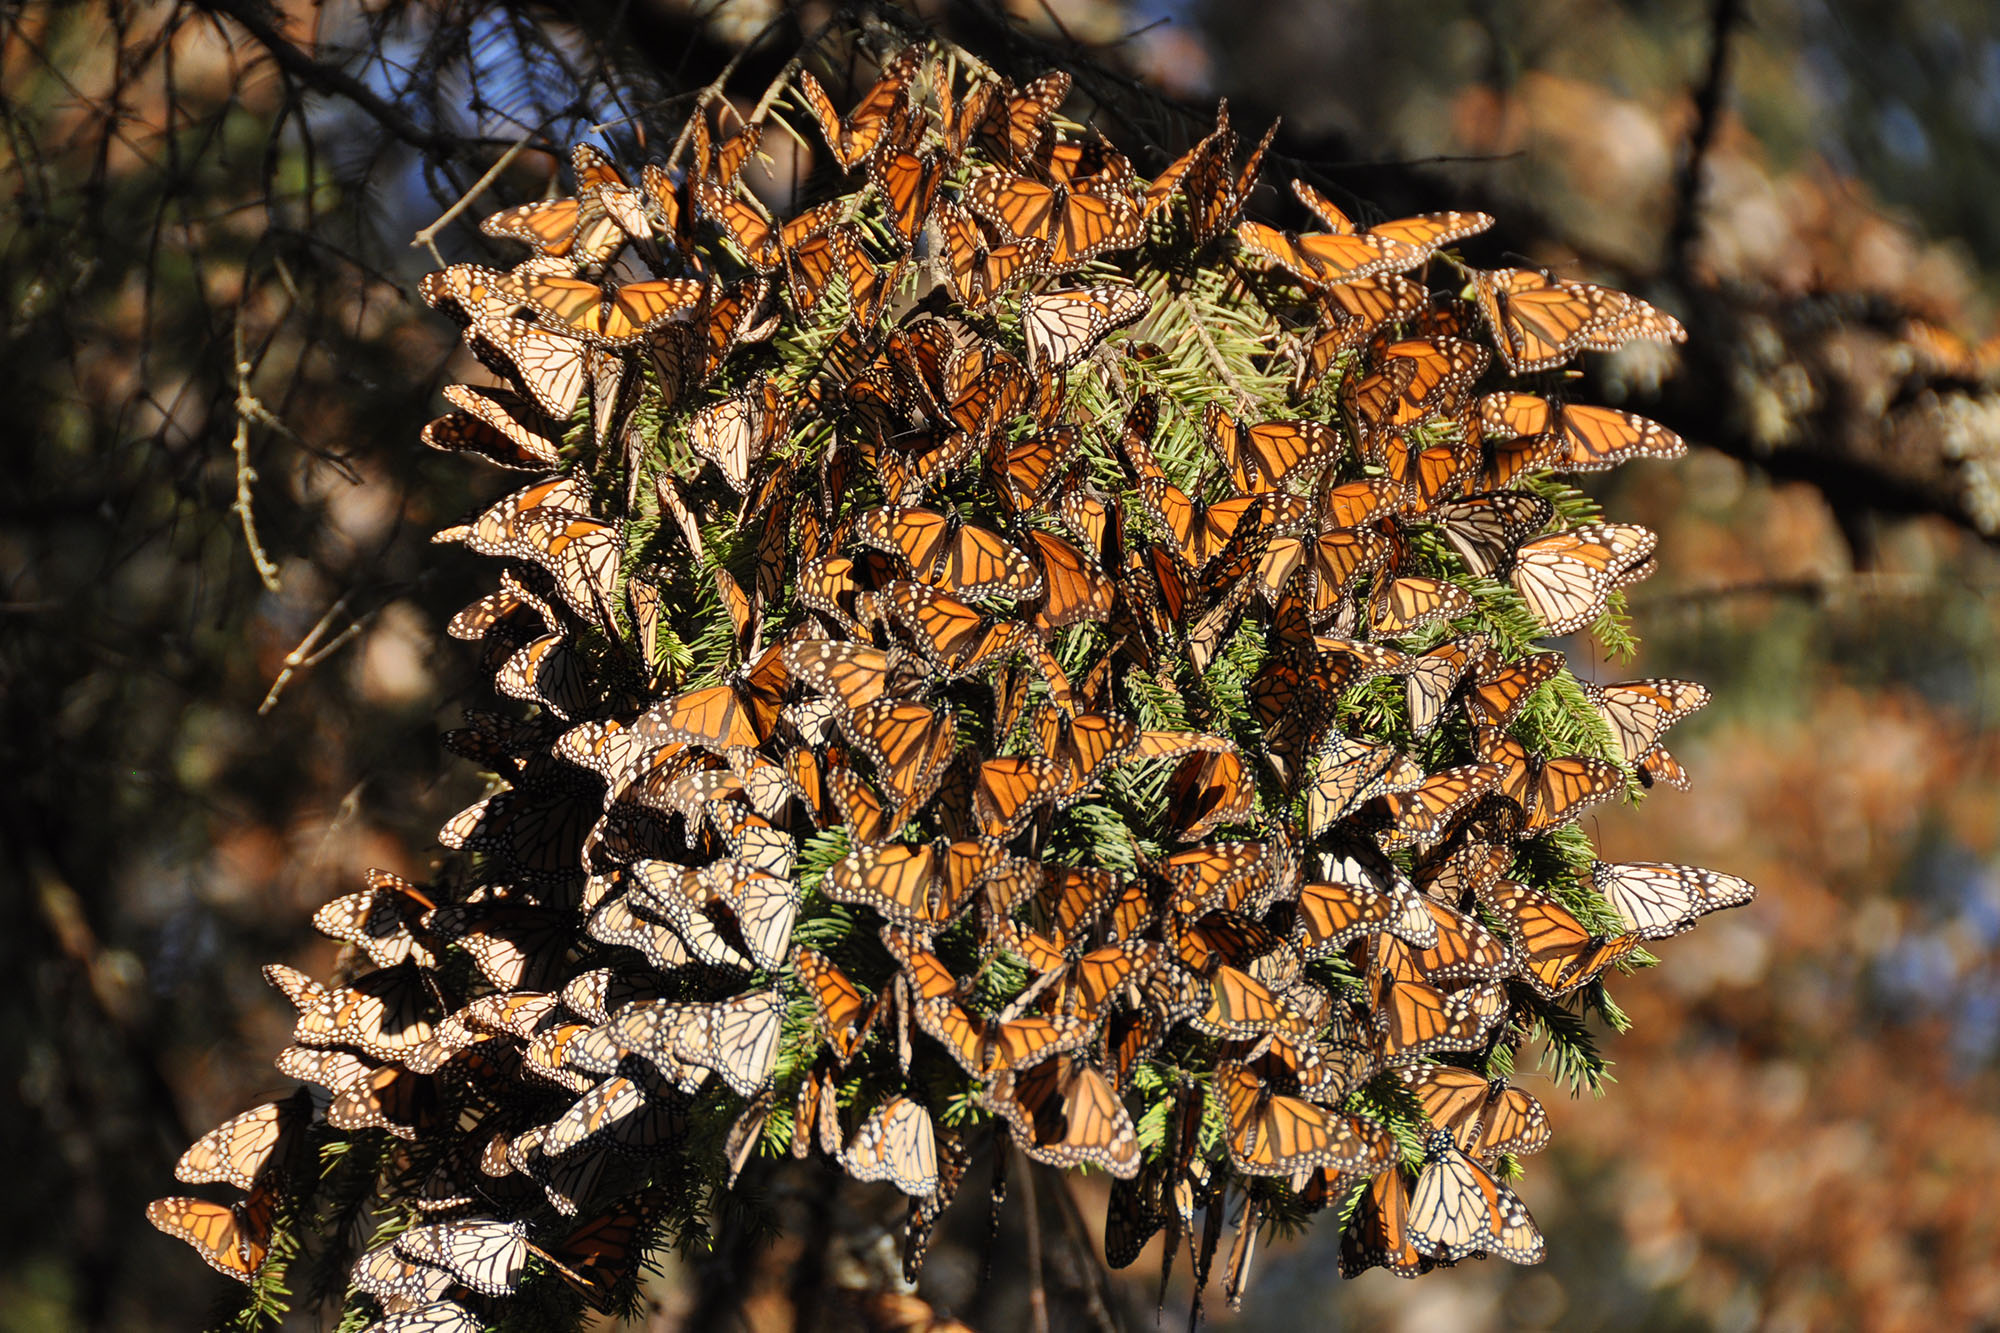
843, 1096, 939, 1196
1590, 860, 1755, 940
1510, 523, 1657, 637
984, 1056, 1140, 1177
1407, 1131, 1544, 1264
1340, 1167, 1432, 1279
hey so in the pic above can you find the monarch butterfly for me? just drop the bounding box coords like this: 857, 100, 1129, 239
428, 901, 572, 991
1509, 522, 1658, 637
980, 70, 1071, 165
1473, 266, 1685, 375
1479, 877, 1638, 998
609, 990, 785, 1096
1371, 971, 1508, 1060
871, 144, 946, 249
841, 699, 959, 819
692, 276, 779, 385
897, 947, 1092, 1076
276, 1044, 438, 1136
1407, 1130, 1545, 1264
1462, 648, 1564, 728
552, 1190, 666, 1311
881, 582, 1022, 677
1205, 404, 1343, 496
420, 260, 538, 328
1161, 743, 1256, 842
842, 1096, 940, 1197
1339, 1167, 1432, 1278
856, 504, 1045, 600
874, 425, 977, 504
433, 383, 561, 469
1425, 489, 1548, 578
1393, 1064, 1552, 1161
1295, 840, 1433, 955
174, 1091, 309, 1192
1161, 840, 1286, 919
633, 681, 773, 752
1304, 734, 1427, 836
782, 640, 926, 712
265, 962, 437, 1062
1296, 274, 1431, 394
312, 870, 437, 970
1169, 908, 1295, 984
636, 858, 799, 972
148, 1185, 278, 1282
1016, 528, 1114, 635
481, 173, 639, 265
351, 1242, 458, 1309
1289, 178, 1495, 263
1235, 218, 1422, 286
1582, 677, 1710, 788
688, 114, 763, 188
933, 200, 1043, 309
687, 377, 793, 495
497, 271, 705, 347
1020, 285, 1152, 381
795, 947, 883, 1065
1479, 392, 1687, 472
586, 895, 692, 973
967, 171, 1144, 273
359, 1301, 484, 1333
1370, 895, 1515, 987
990, 428, 1077, 515
1590, 860, 1756, 940
690, 176, 795, 272
1368, 574, 1474, 636
824, 837, 1002, 931
1347, 337, 1489, 440
393, 1219, 530, 1298
983, 1055, 1141, 1177
1403, 635, 1488, 735
465, 317, 591, 420
543, 1068, 682, 1157
933, 60, 1001, 161
1217, 1062, 1393, 1177
797, 50, 919, 171
1030, 706, 1139, 802
1189, 963, 1309, 1039
972, 756, 1065, 837
1144, 105, 1276, 248
920, 341, 1029, 442
1472, 726, 1626, 833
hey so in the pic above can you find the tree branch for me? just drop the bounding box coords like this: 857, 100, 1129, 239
191, 0, 460, 158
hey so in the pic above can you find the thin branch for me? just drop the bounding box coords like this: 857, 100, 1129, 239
193, 0, 461, 157
229, 320, 284, 594
259, 591, 377, 715
410, 124, 548, 263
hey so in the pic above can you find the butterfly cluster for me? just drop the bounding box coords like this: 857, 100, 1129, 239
152, 41, 1755, 1328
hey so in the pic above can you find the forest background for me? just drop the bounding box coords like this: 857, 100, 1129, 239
5, 0, 2000, 1329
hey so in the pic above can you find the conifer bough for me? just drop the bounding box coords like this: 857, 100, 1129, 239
150, 33, 1755, 1330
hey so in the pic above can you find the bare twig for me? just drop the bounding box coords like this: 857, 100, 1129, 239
665, 9, 798, 173
258, 591, 379, 715
229, 321, 285, 594
194, 0, 461, 158
410, 125, 547, 264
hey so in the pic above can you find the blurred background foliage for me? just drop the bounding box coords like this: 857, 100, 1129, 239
4, 0, 1999, 1329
